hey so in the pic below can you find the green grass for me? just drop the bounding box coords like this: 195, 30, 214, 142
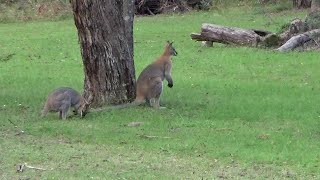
1, 6, 320, 179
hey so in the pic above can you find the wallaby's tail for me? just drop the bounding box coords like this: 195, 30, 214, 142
90, 99, 145, 112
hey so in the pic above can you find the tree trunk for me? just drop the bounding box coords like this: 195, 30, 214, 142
311, 0, 320, 11
70, 1, 136, 109
293, 0, 312, 8
123, 0, 134, 54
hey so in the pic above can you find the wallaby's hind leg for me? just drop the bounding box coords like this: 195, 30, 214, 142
154, 97, 166, 109
133, 95, 147, 106
149, 98, 156, 108
149, 78, 163, 109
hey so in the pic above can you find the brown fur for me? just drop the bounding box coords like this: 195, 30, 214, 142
89, 41, 177, 112
133, 41, 177, 108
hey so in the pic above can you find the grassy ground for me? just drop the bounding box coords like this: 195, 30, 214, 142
1, 6, 320, 179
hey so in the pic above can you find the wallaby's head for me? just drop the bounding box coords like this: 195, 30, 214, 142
165, 41, 178, 56
78, 96, 89, 118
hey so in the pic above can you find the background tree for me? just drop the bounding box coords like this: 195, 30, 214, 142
293, 0, 312, 8
311, 0, 320, 11
70, 1, 136, 110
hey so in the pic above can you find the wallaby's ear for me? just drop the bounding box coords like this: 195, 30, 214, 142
167, 40, 174, 44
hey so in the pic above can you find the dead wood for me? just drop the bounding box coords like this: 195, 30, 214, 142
135, 0, 204, 15
17, 163, 49, 172
128, 122, 144, 127
191, 23, 277, 47
25, 164, 47, 171
277, 29, 320, 52
279, 18, 305, 44
138, 134, 171, 139
191, 17, 320, 51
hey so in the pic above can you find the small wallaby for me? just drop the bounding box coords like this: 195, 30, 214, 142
42, 87, 86, 119
92, 41, 177, 112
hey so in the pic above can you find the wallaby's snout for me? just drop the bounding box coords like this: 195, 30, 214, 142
78, 96, 89, 118
172, 48, 178, 56
80, 111, 87, 118
167, 41, 178, 56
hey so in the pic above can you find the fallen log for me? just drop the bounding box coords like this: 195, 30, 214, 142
192, 19, 320, 51
277, 29, 320, 52
191, 23, 278, 47
278, 18, 305, 44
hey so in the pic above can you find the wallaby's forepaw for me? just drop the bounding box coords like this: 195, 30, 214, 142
168, 83, 173, 88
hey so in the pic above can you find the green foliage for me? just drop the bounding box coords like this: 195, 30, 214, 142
0, 0, 71, 22
194, 0, 213, 10
253, 1, 292, 14
278, 22, 291, 33
260, 34, 280, 47
0, 5, 318, 179
305, 11, 320, 31
0, 0, 296, 22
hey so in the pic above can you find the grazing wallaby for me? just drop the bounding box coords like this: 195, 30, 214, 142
42, 87, 86, 119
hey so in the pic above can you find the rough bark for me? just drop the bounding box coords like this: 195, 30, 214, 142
277, 29, 320, 51
191, 23, 261, 46
191, 18, 320, 51
71, 1, 136, 109
311, 0, 320, 12
123, 0, 134, 55
259, 0, 278, 3
293, 0, 312, 8
135, 0, 202, 15
190, 23, 277, 47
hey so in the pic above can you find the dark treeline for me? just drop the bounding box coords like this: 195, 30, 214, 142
0, 0, 315, 22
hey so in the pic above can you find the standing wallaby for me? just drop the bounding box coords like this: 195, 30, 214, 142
134, 41, 177, 108
90, 41, 177, 112
42, 87, 86, 119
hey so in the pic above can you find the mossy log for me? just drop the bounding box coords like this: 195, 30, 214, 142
190, 23, 279, 47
